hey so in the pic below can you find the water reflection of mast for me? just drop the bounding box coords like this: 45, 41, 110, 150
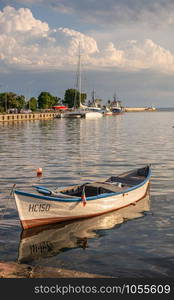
74, 42, 82, 108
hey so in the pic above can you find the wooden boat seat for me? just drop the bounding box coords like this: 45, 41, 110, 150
61, 182, 127, 197
105, 176, 143, 186
52, 167, 149, 198
85, 182, 128, 193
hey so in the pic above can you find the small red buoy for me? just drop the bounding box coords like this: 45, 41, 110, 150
37, 167, 43, 176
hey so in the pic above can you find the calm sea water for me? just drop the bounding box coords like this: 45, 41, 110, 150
0, 111, 174, 278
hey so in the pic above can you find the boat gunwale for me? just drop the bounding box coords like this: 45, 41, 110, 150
14, 167, 151, 203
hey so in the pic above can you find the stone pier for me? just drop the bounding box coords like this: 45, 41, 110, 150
0, 112, 60, 122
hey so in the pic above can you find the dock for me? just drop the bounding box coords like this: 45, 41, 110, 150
0, 112, 60, 122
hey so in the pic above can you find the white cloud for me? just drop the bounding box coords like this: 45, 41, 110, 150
0, 6, 174, 74
0, 6, 100, 69
84, 42, 125, 70
58, 27, 99, 55
0, 6, 49, 35
123, 39, 174, 72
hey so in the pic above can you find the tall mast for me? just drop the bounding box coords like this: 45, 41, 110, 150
74, 42, 82, 108
92, 88, 95, 101
91, 88, 96, 106
78, 42, 81, 107
113, 92, 117, 102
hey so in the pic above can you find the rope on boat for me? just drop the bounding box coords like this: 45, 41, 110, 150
0, 184, 16, 221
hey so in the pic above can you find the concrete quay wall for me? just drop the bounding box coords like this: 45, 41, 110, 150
124, 107, 156, 112
0, 112, 59, 122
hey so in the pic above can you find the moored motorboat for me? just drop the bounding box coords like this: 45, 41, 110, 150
111, 102, 124, 114
110, 93, 124, 115
103, 108, 113, 115
14, 165, 151, 229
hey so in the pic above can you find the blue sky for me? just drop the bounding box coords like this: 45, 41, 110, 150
1, 0, 174, 107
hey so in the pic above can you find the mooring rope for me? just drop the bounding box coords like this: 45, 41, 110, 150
0, 184, 16, 221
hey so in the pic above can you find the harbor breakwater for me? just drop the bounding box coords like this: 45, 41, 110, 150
124, 107, 156, 112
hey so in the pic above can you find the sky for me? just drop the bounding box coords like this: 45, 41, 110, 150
1, 1, 174, 107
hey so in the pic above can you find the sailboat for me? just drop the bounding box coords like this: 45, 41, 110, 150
63, 45, 103, 119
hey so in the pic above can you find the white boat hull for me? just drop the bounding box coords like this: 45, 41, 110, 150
63, 110, 103, 119
14, 180, 150, 229
84, 111, 103, 119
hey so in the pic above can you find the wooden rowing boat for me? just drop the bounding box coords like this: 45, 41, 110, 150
14, 165, 151, 229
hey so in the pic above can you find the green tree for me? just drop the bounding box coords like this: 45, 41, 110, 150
63, 89, 86, 108
0, 92, 25, 112
81, 93, 87, 104
0, 93, 7, 112
38, 92, 60, 109
27, 97, 37, 111
15, 95, 26, 110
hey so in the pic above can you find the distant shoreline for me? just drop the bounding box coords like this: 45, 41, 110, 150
156, 107, 174, 111
125, 107, 174, 112
124, 107, 156, 112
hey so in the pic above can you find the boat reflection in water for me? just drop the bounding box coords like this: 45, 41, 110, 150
18, 194, 150, 263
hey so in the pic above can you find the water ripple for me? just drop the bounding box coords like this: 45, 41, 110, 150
0, 112, 174, 277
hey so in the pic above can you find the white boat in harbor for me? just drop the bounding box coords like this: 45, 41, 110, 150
84, 106, 103, 119
103, 107, 113, 115
14, 165, 151, 229
64, 106, 103, 119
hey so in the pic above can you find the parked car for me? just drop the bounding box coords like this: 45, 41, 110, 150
20, 109, 32, 114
